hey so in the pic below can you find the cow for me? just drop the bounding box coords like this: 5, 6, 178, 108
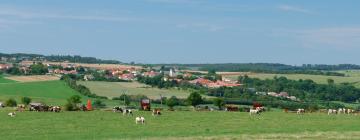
135, 117, 145, 124
0, 102, 4, 108
123, 109, 133, 116
249, 108, 261, 115
50, 106, 61, 112
152, 109, 161, 116
328, 109, 337, 115
297, 109, 305, 114
113, 106, 123, 113
17, 104, 26, 112
347, 109, 355, 115
8, 112, 16, 117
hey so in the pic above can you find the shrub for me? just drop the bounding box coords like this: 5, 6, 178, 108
187, 92, 203, 108
213, 98, 225, 110
93, 99, 106, 109
65, 95, 82, 111
21, 97, 32, 105
5, 98, 17, 107
166, 96, 179, 109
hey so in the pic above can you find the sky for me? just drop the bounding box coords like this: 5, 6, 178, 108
0, 0, 359, 65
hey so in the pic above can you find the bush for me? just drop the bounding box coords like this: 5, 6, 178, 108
65, 95, 82, 111
5, 98, 17, 107
187, 92, 203, 108
213, 98, 225, 110
93, 99, 106, 109
166, 96, 179, 109
21, 97, 32, 105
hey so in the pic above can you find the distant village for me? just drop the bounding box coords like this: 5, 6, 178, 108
0, 56, 298, 101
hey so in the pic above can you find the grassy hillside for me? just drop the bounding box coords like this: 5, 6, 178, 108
0, 110, 360, 139
0, 75, 16, 83
0, 80, 90, 105
78, 81, 191, 99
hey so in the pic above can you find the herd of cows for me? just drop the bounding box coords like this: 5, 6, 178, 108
3, 103, 359, 124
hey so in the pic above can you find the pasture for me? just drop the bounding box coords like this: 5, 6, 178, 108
0, 75, 16, 83
225, 72, 360, 87
78, 81, 192, 99
0, 80, 89, 105
5, 75, 60, 82
1, 110, 360, 139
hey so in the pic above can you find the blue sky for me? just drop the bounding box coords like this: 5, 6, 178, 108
0, 0, 359, 64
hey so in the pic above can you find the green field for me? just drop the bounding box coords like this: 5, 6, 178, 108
0, 110, 360, 139
226, 72, 360, 87
0, 80, 92, 105
78, 81, 192, 99
0, 75, 16, 83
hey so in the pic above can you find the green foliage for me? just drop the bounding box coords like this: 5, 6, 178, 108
62, 75, 108, 99
21, 97, 32, 105
65, 95, 82, 111
187, 92, 203, 107
166, 96, 179, 109
213, 98, 225, 110
5, 98, 17, 107
117, 94, 131, 106
30, 63, 48, 75
92, 99, 106, 109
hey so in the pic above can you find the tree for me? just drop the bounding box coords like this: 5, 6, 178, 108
21, 97, 32, 105
119, 94, 131, 106
213, 98, 225, 110
30, 63, 48, 75
166, 96, 179, 109
65, 95, 82, 111
187, 92, 203, 108
5, 98, 17, 107
327, 78, 335, 85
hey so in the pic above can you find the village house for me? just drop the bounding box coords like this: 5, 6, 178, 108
142, 71, 158, 77
0, 64, 12, 70
119, 73, 136, 81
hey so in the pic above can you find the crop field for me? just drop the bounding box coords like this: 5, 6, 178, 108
78, 81, 192, 99
4, 75, 60, 82
0, 110, 360, 140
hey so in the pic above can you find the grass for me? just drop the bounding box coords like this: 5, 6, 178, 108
78, 81, 192, 99
226, 72, 360, 86
1, 110, 360, 139
0, 80, 88, 105
0, 75, 16, 83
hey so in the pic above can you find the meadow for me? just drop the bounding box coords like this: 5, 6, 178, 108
0, 110, 360, 140
0, 80, 102, 105
225, 71, 360, 88
0, 75, 17, 83
78, 81, 192, 99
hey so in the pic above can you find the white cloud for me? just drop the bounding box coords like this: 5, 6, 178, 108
278, 5, 313, 14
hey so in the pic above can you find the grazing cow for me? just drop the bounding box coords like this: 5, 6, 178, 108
249, 108, 260, 115
135, 117, 145, 124
113, 106, 123, 113
338, 108, 346, 114
0, 102, 4, 108
51, 106, 61, 112
328, 109, 337, 115
123, 109, 133, 116
152, 109, 161, 116
8, 112, 16, 117
17, 104, 26, 112
347, 109, 355, 115
79, 105, 87, 111
297, 109, 305, 114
